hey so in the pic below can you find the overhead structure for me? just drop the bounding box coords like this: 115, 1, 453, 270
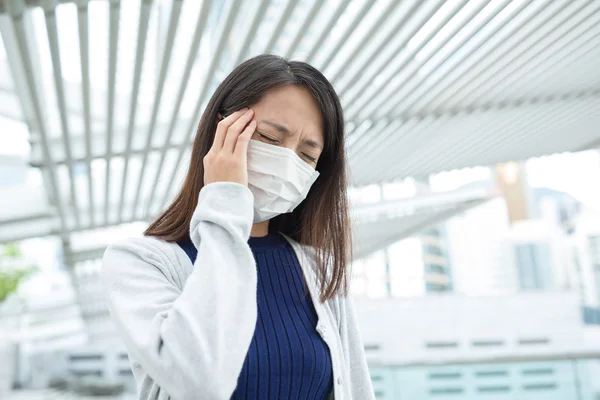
0, 0, 599, 242
352, 186, 494, 260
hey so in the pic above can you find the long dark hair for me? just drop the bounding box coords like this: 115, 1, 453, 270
145, 54, 351, 302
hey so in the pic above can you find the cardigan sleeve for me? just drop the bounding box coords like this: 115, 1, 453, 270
101, 182, 257, 400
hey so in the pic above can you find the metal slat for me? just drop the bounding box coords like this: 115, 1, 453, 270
130, 0, 182, 221
264, 0, 298, 54
316, 0, 372, 72
103, 0, 120, 225
283, 0, 322, 59
453, 103, 598, 174
405, 1, 545, 113
399, 95, 599, 179
157, 0, 243, 211
141, 0, 213, 218
116, 0, 152, 223
326, 0, 404, 85
478, 29, 600, 105
347, 118, 392, 160
334, 0, 425, 95
43, 1, 81, 228
356, 115, 450, 184
355, 91, 573, 184
471, 100, 600, 164
75, 0, 94, 227
350, 0, 512, 123
400, 101, 570, 178
346, 0, 504, 169
519, 41, 600, 99
304, 0, 350, 63
232, 0, 270, 65
397, 97, 590, 178
349, 118, 414, 172
347, 0, 540, 171
458, 3, 600, 107
410, 0, 579, 113
338, 0, 449, 115
4, 0, 68, 235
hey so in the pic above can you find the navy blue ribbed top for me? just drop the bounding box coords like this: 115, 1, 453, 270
177, 231, 333, 399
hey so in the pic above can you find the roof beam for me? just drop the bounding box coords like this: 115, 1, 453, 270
2, 0, 68, 237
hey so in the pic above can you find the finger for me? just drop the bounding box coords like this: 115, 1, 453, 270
212, 108, 248, 150
234, 120, 257, 158
224, 108, 254, 153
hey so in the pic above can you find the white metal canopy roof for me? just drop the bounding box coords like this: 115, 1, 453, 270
0, 0, 599, 243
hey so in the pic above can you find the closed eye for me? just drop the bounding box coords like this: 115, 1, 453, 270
258, 132, 280, 144
303, 153, 317, 164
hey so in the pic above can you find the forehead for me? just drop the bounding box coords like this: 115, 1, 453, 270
252, 85, 324, 143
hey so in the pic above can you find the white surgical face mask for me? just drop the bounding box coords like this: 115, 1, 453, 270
246, 139, 320, 223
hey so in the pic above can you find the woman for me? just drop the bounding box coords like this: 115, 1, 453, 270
102, 54, 374, 400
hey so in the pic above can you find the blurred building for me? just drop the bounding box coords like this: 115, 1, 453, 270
412, 176, 453, 293
446, 196, 517, 296
356, 292, 600, 400
567, 211, 600, 307
507, 219, 569, 292
420, 226, 453, 293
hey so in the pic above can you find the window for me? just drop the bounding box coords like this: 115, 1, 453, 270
523, 383, 557, 391
430, 388, 464, 395
424, 244, 444, 257
426, 341, 459, 349
472, 340, 504, 347
522, 368, 554, 376
518, 338, 550, 346
68, 369, 103, 377
514, 243, 541, 289
426, 263, 446, 274
426, 282, 450, 292
475, 370, 508, 378
477, 385, 510, 393
429, 372, 462, 380
68, 354, 103, 361
364, 344, 381, 351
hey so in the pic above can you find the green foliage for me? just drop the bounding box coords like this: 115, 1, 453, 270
0, 242, 36, 303
2, 243, 20, 258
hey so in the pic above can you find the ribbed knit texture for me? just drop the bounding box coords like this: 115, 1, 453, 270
177, 231, 333, 399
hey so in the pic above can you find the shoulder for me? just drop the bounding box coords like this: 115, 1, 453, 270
103, 235, 172, 265
101, 235, 187, 287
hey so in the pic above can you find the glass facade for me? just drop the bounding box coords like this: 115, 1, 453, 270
514, 242, 553, 290
370, 360, 599, 400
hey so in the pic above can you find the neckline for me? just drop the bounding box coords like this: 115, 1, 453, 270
248, 231, 285, 248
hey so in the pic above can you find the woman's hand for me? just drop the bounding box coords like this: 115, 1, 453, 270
203, 108, 256, 186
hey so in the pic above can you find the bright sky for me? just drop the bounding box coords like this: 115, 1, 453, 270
526, 150, 600, 211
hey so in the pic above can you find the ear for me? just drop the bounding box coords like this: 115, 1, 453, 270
216, 113, 223, 123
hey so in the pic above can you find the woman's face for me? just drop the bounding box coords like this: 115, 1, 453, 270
250, 85, 324, 169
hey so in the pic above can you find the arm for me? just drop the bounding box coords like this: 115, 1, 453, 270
337, 295, 376, 399
101, 182, 256, 400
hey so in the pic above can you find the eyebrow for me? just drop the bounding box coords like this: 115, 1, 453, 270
260, 119, 324, 151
